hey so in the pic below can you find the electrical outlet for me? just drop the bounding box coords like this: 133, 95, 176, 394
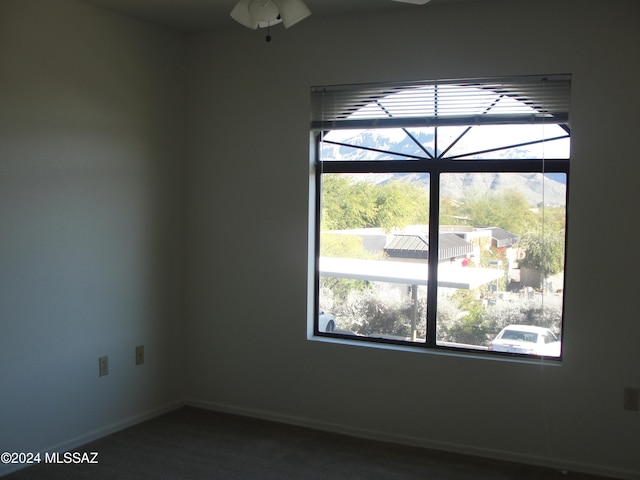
623, 388, 639, 412
135, 345, 144, 365
99, 356, 109, 377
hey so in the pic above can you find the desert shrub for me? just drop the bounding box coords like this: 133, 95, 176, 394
331, 283, 426, 339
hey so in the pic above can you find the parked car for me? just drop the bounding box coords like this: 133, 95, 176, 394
488, 324, 561, 357
318, 311, 336, 333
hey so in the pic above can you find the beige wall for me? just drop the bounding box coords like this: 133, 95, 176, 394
185, 1, 640, 478
1, 0, 638, 478
0, 0, 186, 470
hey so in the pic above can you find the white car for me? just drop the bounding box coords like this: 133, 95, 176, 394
318, 311, 336, 333
489, 325, 561, 357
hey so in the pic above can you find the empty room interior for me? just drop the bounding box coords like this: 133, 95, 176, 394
1, 0, 639, 478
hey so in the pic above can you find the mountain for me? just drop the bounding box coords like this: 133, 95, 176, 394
321, 131, 567, 206
439, 172, 566, 207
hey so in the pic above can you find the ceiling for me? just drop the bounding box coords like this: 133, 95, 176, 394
79, 0, 479, 32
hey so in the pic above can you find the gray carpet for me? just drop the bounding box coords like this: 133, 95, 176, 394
3, 407, 616, 479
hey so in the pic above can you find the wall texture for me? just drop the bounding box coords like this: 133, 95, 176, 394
1, 0, 638, 478
185, 1, 640, 478
0, 1, 186, 473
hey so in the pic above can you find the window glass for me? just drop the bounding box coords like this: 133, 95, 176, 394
436, 172, 565, 356
438, 125, 570, 160
320, 128, 435, 161
318, 173, 429, 343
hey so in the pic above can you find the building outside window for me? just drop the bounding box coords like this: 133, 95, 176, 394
310, 75, 570, 359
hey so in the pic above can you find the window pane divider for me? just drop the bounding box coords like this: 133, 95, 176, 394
318, 159, 570, 174
311, 113, 568, 132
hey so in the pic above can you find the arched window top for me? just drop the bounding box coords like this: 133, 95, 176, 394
312, 75, 571, 161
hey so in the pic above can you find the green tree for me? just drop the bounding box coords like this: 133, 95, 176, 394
436, 292, 489, 345
519, 229, 565, 277
321, 175, 377, 230
321, 175, 428, 232
320, 233, 372, 258
319, 233, 380, 303
538, 206, 566, 233
439, 197, 467, 225
373, 180, 429, 230
460, 189, 537, 234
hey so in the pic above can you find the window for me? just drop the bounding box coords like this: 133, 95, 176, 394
310, 75, 570, 359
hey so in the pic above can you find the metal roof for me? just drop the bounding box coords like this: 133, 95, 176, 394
482, 227, 520, 248
384, 233, 474, 261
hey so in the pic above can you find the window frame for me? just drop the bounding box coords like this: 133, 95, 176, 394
310, 75, 570, 359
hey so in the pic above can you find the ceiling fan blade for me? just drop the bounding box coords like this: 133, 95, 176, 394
390, 0, 431, 4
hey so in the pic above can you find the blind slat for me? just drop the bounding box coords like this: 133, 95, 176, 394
311, 75, 571, 131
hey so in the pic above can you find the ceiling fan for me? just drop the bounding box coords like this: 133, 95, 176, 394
231, 0, 431, 41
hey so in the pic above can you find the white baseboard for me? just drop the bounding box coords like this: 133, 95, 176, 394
0, 399, 187, 478
188, 399, 636, 480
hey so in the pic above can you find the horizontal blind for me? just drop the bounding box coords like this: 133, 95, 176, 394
311, 75, 571, 131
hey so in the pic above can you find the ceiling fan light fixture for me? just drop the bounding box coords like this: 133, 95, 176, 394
249, 0, 280, 24
276, 0, 312, 28
230, 0, 311, 30
230, 0, 259, 29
